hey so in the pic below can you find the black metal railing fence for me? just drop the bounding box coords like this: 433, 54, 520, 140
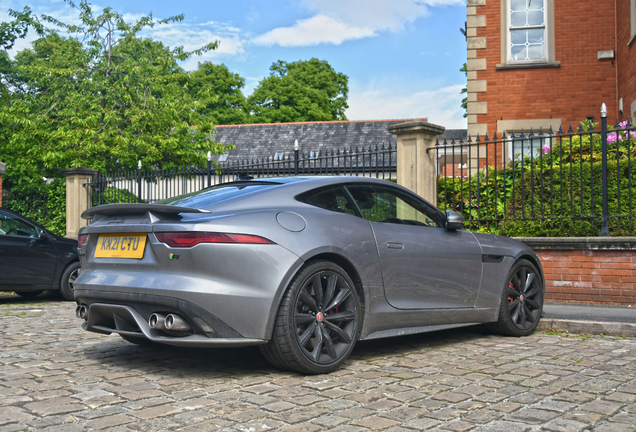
86, 143, 397, 207
436, 116, 635, 237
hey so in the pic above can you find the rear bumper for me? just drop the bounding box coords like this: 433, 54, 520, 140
78, 297, 266, 347
75, 242, 303, 340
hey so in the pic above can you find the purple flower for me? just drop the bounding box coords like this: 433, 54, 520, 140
541, 146, 549, 155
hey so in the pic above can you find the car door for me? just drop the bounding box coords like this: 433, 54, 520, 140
345, 184, 483, 310
0, 210, 57, 287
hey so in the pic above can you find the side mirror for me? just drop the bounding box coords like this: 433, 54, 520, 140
38, 229, 50, 240
445, 210, 465, 230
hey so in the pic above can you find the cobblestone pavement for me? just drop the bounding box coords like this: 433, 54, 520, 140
2, 294, 636, 432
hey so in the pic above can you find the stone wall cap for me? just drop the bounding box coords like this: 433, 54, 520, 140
61, 167, 99, 176
515, 236, 636, 250
0, 161, 5, 175
388, 120, 445, 136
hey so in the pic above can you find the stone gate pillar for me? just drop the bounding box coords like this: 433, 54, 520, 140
388, 120, 445, 204
62, 167, 98, 239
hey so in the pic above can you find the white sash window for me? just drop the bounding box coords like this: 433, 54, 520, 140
508, 0, 547, 63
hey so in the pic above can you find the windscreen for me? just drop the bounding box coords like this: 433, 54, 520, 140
159, 182, 279, 209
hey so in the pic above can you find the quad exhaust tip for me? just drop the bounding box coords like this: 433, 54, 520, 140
165, 314, 191, 332
149, 313, 192, 333
76, 304, 87, 319
149, 313, 167, 331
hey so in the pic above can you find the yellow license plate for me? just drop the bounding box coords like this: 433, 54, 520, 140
95, 234, 147, 259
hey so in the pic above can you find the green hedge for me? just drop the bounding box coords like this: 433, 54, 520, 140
5, 178, 66, 236
4, 182, 143, 236
438, 128, 636, 237
92, 187, 140, 206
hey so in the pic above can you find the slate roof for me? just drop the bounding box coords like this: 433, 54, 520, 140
210, 118, 466, 162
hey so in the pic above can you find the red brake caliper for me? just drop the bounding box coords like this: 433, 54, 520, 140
508, 282, 514, 303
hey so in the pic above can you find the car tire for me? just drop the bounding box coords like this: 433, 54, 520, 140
59, 262, 81, 301
259, 260, 361, 374
491, 259, 544, 336
16, 291, 43, 299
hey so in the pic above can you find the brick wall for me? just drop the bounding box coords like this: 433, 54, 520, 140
526, 246, 636, 305
471, 0, 627, 136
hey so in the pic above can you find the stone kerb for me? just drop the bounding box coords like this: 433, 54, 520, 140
62, 167, 98, 239
388, 120, 445, 204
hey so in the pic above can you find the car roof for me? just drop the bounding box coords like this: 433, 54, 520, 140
227, 176, 394, 187
161, 176, 404, 214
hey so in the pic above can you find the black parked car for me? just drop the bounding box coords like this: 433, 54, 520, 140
0, 208, 80, 300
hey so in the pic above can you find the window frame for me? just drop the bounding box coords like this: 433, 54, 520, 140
297, 186, 360, 216
631, 0, 636, 45
499, 0, 557, 69
0, 210, 40, 238
508, 136, 551, 162
496, 118, 562, 163
343, 183, 445, 228
507, 0, 548, 63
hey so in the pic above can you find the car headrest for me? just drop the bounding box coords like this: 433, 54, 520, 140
349, 188, 375, 209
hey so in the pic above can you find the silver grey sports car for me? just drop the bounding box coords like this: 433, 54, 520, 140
75, 176, 544, 374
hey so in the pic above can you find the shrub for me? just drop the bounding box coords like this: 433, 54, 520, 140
91, 186, 140, 206
5, 178, 66, 236
438, 122, 636, 237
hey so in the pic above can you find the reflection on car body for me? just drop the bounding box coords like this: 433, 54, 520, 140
74, 176, 544, 374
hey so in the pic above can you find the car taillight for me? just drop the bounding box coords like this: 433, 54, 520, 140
78, 234, 88, 248
155, 232, 275, 248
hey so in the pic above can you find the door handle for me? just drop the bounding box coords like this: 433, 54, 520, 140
387, 242, 404, 249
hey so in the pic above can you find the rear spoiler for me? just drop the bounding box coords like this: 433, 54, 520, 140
82, 204, 210, 219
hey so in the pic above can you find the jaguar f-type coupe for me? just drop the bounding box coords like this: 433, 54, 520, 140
75, 176, 544, 374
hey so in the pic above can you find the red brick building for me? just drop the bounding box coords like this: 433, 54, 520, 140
466, 0, 636, 147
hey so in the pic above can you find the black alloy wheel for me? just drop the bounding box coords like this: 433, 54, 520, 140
260, 260, 360, 374
492, 259, 544, 336
294, 269, 358, 365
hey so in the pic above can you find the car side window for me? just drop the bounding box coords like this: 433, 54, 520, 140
0, 212, 38, 237
302, 187, 357, 216
345, 185, 444, 228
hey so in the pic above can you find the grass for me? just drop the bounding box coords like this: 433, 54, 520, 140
2, 311, 44, 317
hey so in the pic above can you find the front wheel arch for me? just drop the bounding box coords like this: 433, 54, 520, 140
518, 253, 544, 285
490, 258, 545, 336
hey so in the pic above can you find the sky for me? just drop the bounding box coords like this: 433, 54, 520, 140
1, 0, 468, 129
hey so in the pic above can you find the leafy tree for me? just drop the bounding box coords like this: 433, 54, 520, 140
187, 62, 248, 125
0, 7, 43, 99
248, 58, 348, 123
0, 1, 231, 186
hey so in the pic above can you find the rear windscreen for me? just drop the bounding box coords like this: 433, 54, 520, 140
159, 182, 279, 209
